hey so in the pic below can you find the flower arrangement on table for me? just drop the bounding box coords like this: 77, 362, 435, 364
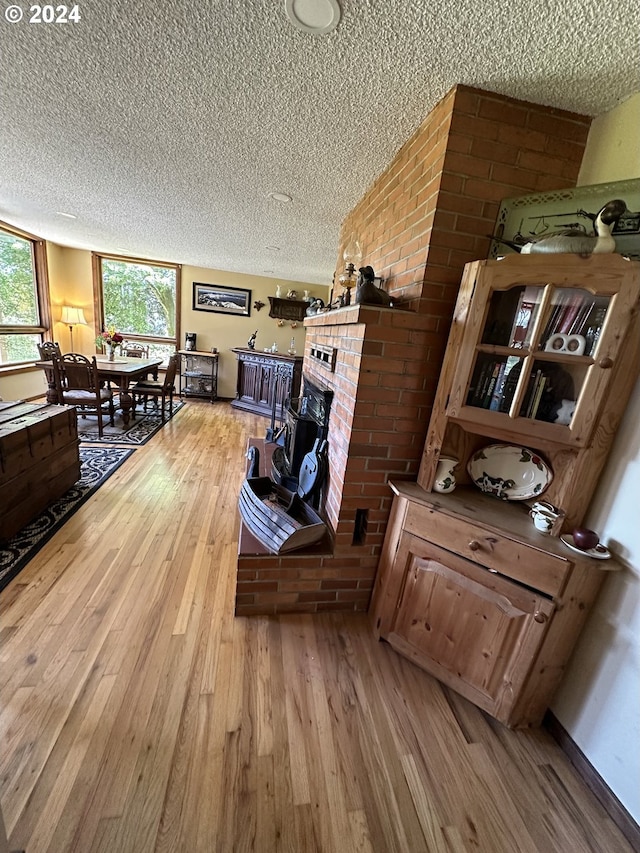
96, 327, 124, 360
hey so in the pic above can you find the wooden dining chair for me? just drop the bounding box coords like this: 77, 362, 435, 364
52, 353, 115, 437
131, 353, 178, 423
123, 342, 150, 358
38, 341, 62, 360
37, 341, 64, 401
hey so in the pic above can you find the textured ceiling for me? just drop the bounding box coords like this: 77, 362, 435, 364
1, 0, 639, 285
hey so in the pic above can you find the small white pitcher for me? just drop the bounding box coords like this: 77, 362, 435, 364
433, 456, 459, 494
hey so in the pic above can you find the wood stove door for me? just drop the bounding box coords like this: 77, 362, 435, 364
284, 408, 321, 477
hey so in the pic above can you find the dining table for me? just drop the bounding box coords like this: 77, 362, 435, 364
37, 355, 163, 426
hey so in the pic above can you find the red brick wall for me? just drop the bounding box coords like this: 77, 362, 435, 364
339, 84, 590, 318
236, 85, 590, 616
304, 305, 436, 542
236, 304, 434, 617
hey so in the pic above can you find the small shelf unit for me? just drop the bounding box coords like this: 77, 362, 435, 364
178, 349, 219, 403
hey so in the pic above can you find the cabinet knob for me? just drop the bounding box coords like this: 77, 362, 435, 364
598, 356, 613, 369
468, 540, 481, 551
533, 611, 548, 624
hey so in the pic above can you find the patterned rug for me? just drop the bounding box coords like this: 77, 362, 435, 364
0, 445, 134, 593
77, 401, 184, 445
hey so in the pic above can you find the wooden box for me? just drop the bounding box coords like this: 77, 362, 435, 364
238, 476, 326, 554
0, 402, 81, 542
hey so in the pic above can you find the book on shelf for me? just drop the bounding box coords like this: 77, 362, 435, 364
488, 362, 508, 410
468, 359, 507, 408
474, 361, 495, 407
498, 361, 522, 413
568, 299, 596, 335
521, 371, 538, 418
467, 362, 486, 406
541, 293, 602, 346
520, 369, 548, 419
509, 288, 541, 348
523, 370, 547, 418
482, 362, 503, 408
530, 375, 547, 419
540, 301, 564, 343
557, 293, 584, 334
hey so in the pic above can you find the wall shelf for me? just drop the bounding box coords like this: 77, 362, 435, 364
268, 297, 308, 322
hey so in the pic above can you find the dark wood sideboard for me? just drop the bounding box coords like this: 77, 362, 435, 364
230, 348, 303, 419
0, 401, 81, 542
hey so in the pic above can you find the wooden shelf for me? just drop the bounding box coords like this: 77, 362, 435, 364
268, 296, 308, 322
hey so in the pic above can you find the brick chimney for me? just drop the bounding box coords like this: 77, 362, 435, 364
236, 85, 590, 616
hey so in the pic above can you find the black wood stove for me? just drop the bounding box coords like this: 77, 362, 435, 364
271, 374, 333, 503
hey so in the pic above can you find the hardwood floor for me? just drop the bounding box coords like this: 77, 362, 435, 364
0, 401, 634, 852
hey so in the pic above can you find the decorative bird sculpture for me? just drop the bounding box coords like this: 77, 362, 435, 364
493, 199, 627, 256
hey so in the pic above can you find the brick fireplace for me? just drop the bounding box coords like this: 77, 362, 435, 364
235, 84, 590, 616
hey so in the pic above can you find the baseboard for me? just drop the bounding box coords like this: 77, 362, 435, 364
544, 711, 640, 849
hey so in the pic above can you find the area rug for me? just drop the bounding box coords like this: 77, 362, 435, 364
77, 401, 184, 445
0, 445, 134, 594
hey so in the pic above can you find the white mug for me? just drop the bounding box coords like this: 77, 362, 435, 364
531, 510, 554, 533
530, 500, 563, 535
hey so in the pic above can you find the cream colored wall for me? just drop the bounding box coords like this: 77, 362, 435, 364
578, 92, 640, 185
0, 370, 39, 401
552, 91, 640, 823
182, 266, 329, 398
0, 245, 329, 403
48, 244, 95, 353
0, 245, 95, 402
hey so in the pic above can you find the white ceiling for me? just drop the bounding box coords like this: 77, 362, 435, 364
1, 0, 639, 285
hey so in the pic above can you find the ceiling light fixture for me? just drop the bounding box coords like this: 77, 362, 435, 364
284, 0, 341, 35
56, 211, 77, 219
267, 191, 292, 203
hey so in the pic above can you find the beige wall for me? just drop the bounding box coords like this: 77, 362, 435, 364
0, 247, 329, 402
182, 265, 329, 398
578, 92, 640, 185
552, 91, 640, 824
47, 244, 95, 353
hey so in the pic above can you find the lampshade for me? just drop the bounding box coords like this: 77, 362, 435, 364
60, 305, 87, 326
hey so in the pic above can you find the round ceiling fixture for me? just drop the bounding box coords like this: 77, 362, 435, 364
268, 191, 292, 203
56, 211, 77, 218
284, 0, 341, 35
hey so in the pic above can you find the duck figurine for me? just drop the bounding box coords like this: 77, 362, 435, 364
494, 199, 627, 256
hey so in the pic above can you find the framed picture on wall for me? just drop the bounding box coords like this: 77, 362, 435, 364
193, 282, 252, 316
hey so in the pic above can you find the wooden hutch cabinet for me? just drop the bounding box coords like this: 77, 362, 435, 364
231, 348, 303, 419
370, 254, 640, 728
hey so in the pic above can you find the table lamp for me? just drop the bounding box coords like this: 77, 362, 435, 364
60, 305, 87, 352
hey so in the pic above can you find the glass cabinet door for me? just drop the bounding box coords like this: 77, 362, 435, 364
449, 265, 636, 446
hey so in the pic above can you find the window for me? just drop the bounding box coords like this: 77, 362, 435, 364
0, 222, 50, 365
93, 254, 180, 364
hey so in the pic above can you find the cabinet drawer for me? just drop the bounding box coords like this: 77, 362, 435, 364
404, 502, 568, 597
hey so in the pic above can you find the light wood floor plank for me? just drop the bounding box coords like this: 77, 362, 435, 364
0, 401, 635, 853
